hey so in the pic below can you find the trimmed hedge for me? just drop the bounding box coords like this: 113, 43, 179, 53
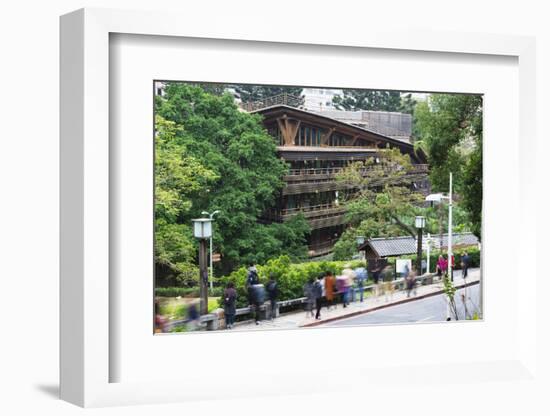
217, 255, 365, 309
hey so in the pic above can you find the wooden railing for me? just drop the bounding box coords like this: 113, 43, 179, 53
281, 203, 345, 217
285, 164, 428, 178
239, 93, 305, 112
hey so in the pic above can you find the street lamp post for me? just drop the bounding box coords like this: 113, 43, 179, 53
425, 172, 454, 320
192, 218, 213, 315
201, 210, 220, 293
415, 216, 426, 275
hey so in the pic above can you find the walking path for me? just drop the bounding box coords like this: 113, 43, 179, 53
230, 268, 480, 331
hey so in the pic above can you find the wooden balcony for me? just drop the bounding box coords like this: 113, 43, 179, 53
282, 164, 429, 195
308, 238, 340, 257
279, 203, 349, 230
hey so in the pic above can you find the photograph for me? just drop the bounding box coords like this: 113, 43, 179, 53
153, 81, 483, 334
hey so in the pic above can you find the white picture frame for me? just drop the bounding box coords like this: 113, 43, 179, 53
60, 7, 538, 408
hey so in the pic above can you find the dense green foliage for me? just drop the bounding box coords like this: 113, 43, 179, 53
332, 90, 417, 114
217, 255, 365, 309
233, 85, 303, 103
414, 94, 483, 238
332, 148, 425, 260
155, 83, 310, 279
155, 115, 218, 286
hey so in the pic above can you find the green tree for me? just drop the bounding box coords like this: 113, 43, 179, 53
234, 85, 303, 103
332, 89, 402, 111
155, 115, 218, 285
332, 148, 425, 260
414, 94, 482, 238
156, 83, 309, 274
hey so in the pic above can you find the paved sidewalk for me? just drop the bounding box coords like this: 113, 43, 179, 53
230, 268, 480, 331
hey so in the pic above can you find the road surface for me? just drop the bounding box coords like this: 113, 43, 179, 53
321, 282, 480, 327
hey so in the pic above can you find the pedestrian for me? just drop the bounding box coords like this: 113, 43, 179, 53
460, 252, 471, 279
246, 265, 262, 325
371, 262, 382, 300
354, 266, 368, 302
186, 300, 200, 331
304, 278, 315, 318
406, 266, 417, 298
450, 253, 455, 281
436, 255, 447, 279
324, 271, 336, 310
223, 282, 237, 329
266, 274, 279, 321
313, 275, 324, 320
341, 264, 356, 306
382, 265, 394, 302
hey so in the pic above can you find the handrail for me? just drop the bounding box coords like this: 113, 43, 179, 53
163, 273, 439, 331
281, 203, 345, 216
285, 164, 428, 177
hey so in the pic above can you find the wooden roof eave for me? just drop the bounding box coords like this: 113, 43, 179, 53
255, 105, 422, 161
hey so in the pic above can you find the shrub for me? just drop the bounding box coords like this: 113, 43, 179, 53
217, 255, 365, 308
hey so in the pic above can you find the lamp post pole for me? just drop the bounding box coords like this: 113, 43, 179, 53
425, 172, 453, 321
198, 238, 209, 315
447, 172, 453, 282
192, 218, 213, 316
426, 233, 431, 274
415, 217, 425, 275
201, 210, 220, 293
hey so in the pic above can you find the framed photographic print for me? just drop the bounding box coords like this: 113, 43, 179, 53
60, 7, 537, 408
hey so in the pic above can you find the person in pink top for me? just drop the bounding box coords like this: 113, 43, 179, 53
436, 255, 448, 279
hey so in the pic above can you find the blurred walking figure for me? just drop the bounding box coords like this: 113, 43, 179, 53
436, 255, 447, 279
304, 278, 315, 318
246, 265, 262, 325
313, 275, 324, 320
324, 271, 336, 310
341, 264, 356, 305
460, 252, 471, 279
406, 266, 417, 298
354, 266, 368, 302
381, 266, 395, 302
266, 274, 279, 321
371, 263, 382, 301
187, 300, 200, 331
450, 254, 455, 281
154, 299, 166, 333
223, 282, 237, 329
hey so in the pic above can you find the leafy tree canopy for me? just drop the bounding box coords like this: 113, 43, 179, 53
332, 149, 425, 259
333, 89, 406, 112
155, 83, 310, 275
234, 85, 303, 103
414, 94, 482, 238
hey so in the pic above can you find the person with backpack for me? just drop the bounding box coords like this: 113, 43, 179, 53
266, 274, 279, 321
313, 275, 324, 320
223, 282, 237, 329
246, 265, 263, 325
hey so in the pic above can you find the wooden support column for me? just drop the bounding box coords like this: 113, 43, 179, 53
321, 128, 335, 146
277, 116, 301, 146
